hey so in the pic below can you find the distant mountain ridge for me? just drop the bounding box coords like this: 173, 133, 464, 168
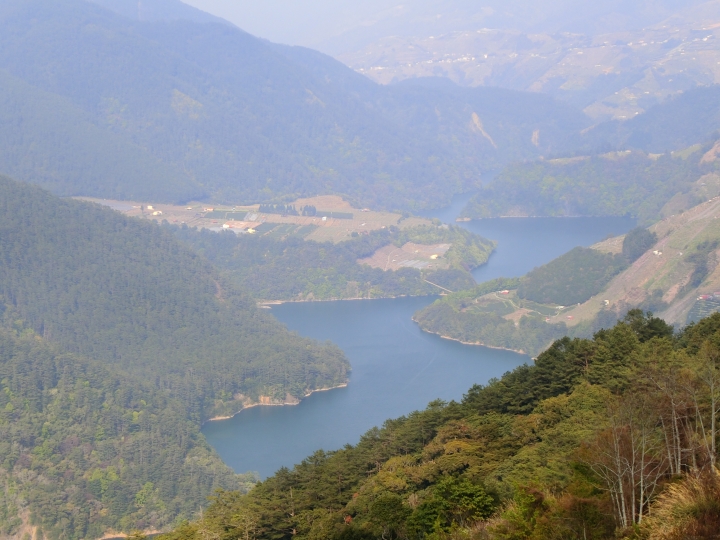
337, 0, 720, 121
0, 0, 588, 209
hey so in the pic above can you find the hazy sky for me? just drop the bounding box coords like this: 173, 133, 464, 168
178, 0, 705, 55
180, 1, 393, 47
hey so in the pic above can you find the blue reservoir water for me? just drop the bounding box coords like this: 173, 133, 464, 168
203, 205, 635, 478
464, 216, 635, 281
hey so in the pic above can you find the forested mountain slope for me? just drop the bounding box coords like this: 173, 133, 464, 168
0, 0, 588, 209
461, 145, 716, 223
159, 311, 720, 539
0, 176, 349, 422
0, 314, 253, 539
0, 69, 197, 202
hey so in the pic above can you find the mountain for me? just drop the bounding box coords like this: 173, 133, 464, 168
0, 0, 588, 210
460, 90, 720, 223
0, 175, 349, 422
0, 173, 355, 535
0, 69, 201, 203
197, 0, 707, 55
335, 1, 720, 120
158, 310, 720, 539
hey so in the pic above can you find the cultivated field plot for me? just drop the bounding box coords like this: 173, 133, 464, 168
466, 290, 567, 324
79, 195, 434, 243
358, 242, 451, 271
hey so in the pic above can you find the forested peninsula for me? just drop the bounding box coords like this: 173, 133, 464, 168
169, 223, 495, 302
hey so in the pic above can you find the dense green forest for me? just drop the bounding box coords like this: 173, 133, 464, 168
168, 224, 494, 301
0, 307, 256, 539
461, 147, 713, 223
517, 248, 627, 306
0, 175, 363, 536
157, 310, 720, 539
0, 0, 588, 210
0, 176, 349, 422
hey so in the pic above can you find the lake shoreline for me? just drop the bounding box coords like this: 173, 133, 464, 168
206, 383, 349, 423
457, 215, 625, 221
258, 294, 441, 307
411, 317, 531, 357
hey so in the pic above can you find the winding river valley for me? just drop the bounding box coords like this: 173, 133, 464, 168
203, 201, 635, 478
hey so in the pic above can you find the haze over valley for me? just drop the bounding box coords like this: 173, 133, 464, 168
3, 1, 720, 539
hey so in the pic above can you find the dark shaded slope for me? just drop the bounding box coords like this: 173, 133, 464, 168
0, 69, 202, 201
0, 176, 349, 421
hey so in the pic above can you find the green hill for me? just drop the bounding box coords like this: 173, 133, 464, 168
0, 0, 589, 210
158, 310, 720, 540
0, 176, 349, 422
462, 85, 720, 223
0, 174, 355, 536
0, 69, 200, 202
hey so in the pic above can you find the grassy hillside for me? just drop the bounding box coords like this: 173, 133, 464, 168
158, 310, 720, 540
558, 195, 720, 328
0, 0, 588, 210
0, 176, 349, 422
